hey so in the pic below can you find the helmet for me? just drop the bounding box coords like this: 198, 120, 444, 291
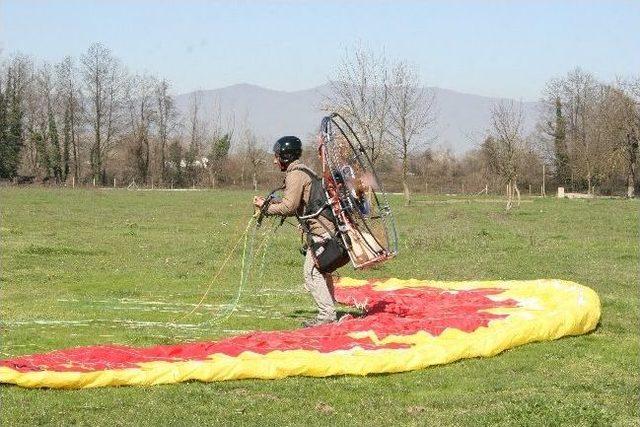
273, 136, 302, 164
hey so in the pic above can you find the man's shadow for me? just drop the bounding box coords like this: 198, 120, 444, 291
286, 306, 364, 320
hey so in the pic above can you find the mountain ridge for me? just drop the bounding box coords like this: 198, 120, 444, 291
174, 83, 541, 153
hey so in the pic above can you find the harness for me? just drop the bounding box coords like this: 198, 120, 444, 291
290, 165, 335, 229
289, 165, 350, 273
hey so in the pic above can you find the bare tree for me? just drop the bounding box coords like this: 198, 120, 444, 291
538, 69, 634, 195
558, 69, 602, 193
55, 56, 83, 183
243, 128, 266, 191
614, 78, 640, 197
154, 78, 177, 185
184, 91, 207, 186
488, 101, 525, 210
125, 73, 156, 184
388, 61, 436, 205
416, 148, 460, 194
415, 148, 434, 194
23, 62, 57, 181
537, 82, 571, 188
188, 92, 204, 153
81, 43, 126, 184
34, 63, 66, 183
326, 44, 390, 165
205, 100, 235, 188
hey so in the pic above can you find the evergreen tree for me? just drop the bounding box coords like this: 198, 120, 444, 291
209, 133, 231, 187
47, 106, 63, 182
0, 80, 7, 176
211, 133, 231, 160
33, 126, 52, 179
0, 71, 25, 179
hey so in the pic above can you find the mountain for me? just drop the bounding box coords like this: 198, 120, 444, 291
174, 83, 541, 154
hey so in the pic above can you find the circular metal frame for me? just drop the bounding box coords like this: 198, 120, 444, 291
319, 113, 398, 268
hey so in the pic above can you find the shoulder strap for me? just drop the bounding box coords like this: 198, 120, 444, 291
290, 165, 338, 239
289, 164, 319, 180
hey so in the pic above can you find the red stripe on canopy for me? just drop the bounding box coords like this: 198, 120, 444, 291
1, 284, 516, 373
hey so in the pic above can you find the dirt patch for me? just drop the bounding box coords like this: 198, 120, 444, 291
315, 402, 335, 414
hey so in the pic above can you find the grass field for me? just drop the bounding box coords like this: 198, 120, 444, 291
0, 187, 638, 426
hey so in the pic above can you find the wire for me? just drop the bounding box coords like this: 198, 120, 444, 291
172, 216, 255, 324
201, 215, 259, 326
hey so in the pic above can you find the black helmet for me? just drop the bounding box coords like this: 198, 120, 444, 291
273, 136, 302, 164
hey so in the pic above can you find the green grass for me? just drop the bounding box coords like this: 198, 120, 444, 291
0, 187, 638, 426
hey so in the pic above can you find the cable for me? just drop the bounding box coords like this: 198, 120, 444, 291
172, 216, 255, 324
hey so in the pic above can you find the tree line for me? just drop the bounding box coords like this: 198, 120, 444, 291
0, 43, 251, 189
1, 43, 638, 202
323, 46, 639, 204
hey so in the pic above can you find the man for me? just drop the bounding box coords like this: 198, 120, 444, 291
253, 136, 339, 327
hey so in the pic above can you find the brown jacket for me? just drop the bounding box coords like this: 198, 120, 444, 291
266, 160, 335, 236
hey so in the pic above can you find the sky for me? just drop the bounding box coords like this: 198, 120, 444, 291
1, 0, 639, 101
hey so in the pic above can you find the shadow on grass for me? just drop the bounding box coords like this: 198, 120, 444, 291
286, 306, 365, 320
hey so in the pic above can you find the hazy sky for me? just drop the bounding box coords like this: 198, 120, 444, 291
2, 0, 638, 100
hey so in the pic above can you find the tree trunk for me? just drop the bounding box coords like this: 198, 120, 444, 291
62, 129, 70, 182
72, 144, 79, 182
160, 139, 166, 186
570, 171, 574, 192
71, 117, 79, 182
403, 181, 410, 206
143, 138, 149, 185
628, 136, 637, 198
402, 147, 410, 206
252, 172, 257, 192
93, 95, 102, 184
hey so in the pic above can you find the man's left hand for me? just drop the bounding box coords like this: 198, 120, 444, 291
253, 196, 265, 208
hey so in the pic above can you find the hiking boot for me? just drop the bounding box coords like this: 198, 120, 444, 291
302, 317, 336, 328
337, 313, 355, 323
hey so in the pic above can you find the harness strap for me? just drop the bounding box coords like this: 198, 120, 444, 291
288, 165, 342, 248
289, 166, 334, 222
